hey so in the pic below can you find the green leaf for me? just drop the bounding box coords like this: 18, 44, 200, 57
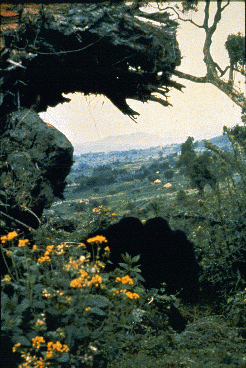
12, 335, 31, 346
89, 307, 106, 316
131, 254, 141, 263
118, 263, 129, 269
16, 298, 30, 314
86, 294, 110, 308
57, 352, 70, 363
32, 300, 46, 309
131, 267, 142, 273
121, 253, 131, 263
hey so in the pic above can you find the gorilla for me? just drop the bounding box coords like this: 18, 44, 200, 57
84, 216, 200, 302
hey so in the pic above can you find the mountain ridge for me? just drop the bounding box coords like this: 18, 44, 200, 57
73, 132, 230, 155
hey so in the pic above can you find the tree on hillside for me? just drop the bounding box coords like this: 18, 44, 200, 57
177, 136, 217, 195
177, 136, 197, 169
133, 0, 245, 111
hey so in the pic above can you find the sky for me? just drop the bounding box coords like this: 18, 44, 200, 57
39, 1, 245, 148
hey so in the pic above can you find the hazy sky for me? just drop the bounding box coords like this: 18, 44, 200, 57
39, 1, 245, 147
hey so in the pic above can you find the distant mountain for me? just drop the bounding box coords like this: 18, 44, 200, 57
73, 132, 232, 155
197, 134, 231, 149
73, 132, 169, 154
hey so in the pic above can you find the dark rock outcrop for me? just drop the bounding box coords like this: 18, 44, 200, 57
84, 216, 200, 302
0, 109, 73, 229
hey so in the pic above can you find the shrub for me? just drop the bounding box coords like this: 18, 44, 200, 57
164, 169, 174, 180
225, 287, 246, 327
176, 190, 187, 201
1, 231, 147, 367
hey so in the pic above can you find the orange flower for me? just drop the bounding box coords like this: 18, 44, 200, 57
2, 274, 11, 282
37, 256, 51, 263
46, 245, 54, 252
32, 336, 46, 348
12, 343, 21, 352
77, 242, 86, 247
115, 275, 134, 285
125, 291, 140, 299
1, 231, 18, 243
87, 235, 107, 244
18, 239, 29, 247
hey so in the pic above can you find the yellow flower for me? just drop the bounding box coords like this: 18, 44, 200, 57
87, 235, 108, 244
46, 350, 53, 359
46, 245, 54, 252
47, 341, 69, 353
32, 245, 38, 250
112, 213, 116, 216
79, 269, 88, 277
12, 343, 21, 352
85, 307, 90, 311
32, 336, 46, 348
104, 246, 110, 252
77, 242, 86, 247
37, 255, 51, 263
18, 239, 29, 247
42, 289, 51, 297
126, 291, 140, 299
2, 274, 11, 282
115, 275, 134, 285
1, 231, 18, 243
36, 319, 45, 326
91, 274, 102, 285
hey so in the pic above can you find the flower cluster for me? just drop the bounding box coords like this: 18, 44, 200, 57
114, 289, 139, 299
64, 255, 86, 270
37, 245, 54, 263
87, 235, 107, 244
1, 230, 18, 243
46, 341, 69, 359
115, 275, 134, 285
37, 243, 73, 263
70, 270, 102, 288
93, 205, 104, 215
2, 274, 11, 282
42, 289, 72, 304
13, 337, 69, 368
114, 275, 139, 299
32, 336, 46, 349
18, 239, 29, 247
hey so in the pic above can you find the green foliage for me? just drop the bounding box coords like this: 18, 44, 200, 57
176, 189, 187, 201
164, 169, 174, 180
177, 137, 217, 194
225, 33, 245, 69
226, 287, 246, 327
1, 232, 148, 367
177, 136, 197, 169
3, 127, 246, 366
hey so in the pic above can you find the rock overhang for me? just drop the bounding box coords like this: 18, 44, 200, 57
0, 2, 183, 229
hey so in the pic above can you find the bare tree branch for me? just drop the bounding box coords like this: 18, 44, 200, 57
164, 0, 245, 109
142, 6, 204, 28
0, 210, 35, 231
172, 70, 208, 84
